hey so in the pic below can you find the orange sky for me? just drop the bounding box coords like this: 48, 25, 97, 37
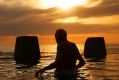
0, 0, 119, 49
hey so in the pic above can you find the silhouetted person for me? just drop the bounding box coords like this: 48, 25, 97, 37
36, 29, 85, 80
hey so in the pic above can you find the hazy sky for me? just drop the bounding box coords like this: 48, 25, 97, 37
0, 0, 119, 47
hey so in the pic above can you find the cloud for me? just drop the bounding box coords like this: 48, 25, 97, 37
58, 0, 119, 18
53, 15, 119, 25
0, 0, 119, 36
0, 2, 60, 36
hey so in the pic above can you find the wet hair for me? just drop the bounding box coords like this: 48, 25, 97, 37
55, 29, 67, 42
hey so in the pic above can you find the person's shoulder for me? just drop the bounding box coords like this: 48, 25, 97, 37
67, 41, 76, 46
58, 41, 76, 47
67, 41, 75, 44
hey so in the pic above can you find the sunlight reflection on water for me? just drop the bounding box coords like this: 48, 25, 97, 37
0, 44, 119, 80
0, 53, 119, 80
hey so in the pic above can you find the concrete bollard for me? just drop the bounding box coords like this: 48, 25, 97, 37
84, 37, 107, 59
14, 36, 41, 66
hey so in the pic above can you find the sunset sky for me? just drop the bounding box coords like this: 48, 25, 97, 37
0, 0, 119, 50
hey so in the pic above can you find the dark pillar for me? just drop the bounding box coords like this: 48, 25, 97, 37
84, 37, 107, 59
14, 36, 41, 66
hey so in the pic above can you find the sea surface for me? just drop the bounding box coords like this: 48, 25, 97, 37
0, 44, 119, 80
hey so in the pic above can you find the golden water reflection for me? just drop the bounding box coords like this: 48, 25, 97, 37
0, 44, 119, 80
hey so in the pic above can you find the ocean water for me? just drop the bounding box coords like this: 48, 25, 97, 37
0, 44, 119, 80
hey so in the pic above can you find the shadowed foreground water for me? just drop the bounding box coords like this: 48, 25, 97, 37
0, 44, 119, 80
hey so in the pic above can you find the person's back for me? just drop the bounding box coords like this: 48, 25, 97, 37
56, 41, 79, 71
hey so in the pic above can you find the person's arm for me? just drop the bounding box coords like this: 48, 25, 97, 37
36, 61, 56, 73
35, 46, 60, 77
35, 62, 56, 77
75, 45, 85, 69
35, 51, 58, 77
76, 54, 85, 69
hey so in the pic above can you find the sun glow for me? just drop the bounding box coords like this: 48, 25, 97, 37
42, 0, 87, 9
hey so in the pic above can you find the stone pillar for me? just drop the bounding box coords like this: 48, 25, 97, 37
84, 37, 107, 58
14, 36, 41, 66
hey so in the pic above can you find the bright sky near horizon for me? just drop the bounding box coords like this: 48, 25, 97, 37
0, 0, 119, 48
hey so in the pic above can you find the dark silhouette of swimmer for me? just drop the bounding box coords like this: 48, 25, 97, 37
36, 29, 85, 80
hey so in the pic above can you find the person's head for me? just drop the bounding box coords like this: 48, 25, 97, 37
55, 29, 67, 44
